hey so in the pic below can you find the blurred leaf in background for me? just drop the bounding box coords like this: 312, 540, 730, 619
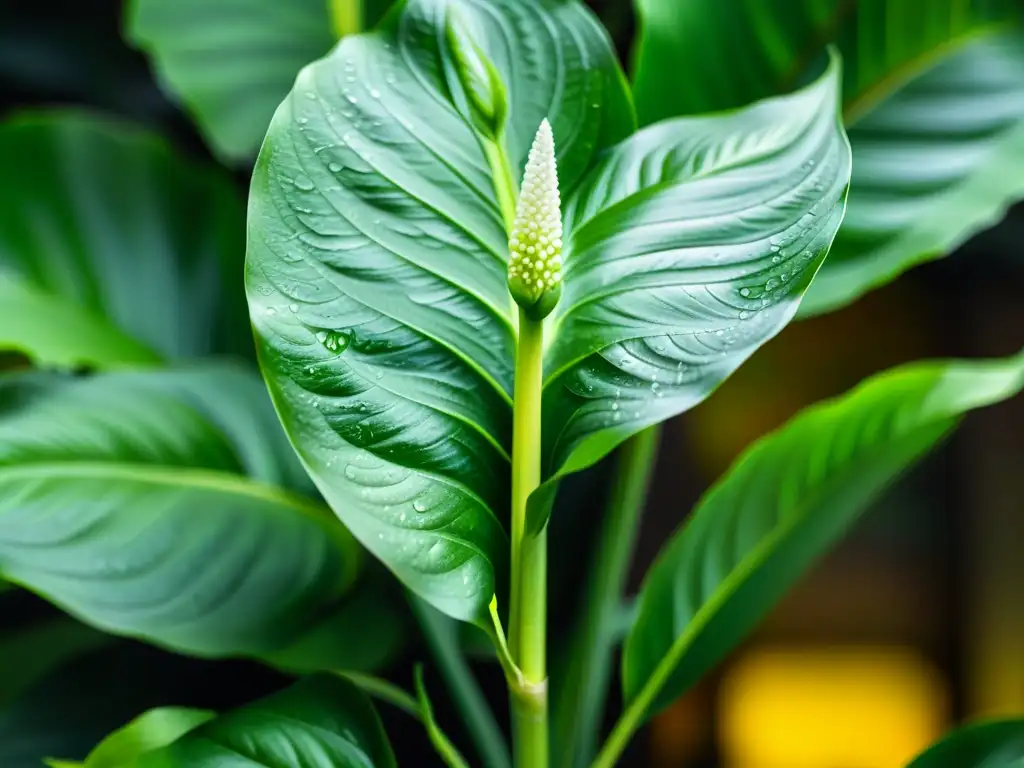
631, 0, 1024, 317
0, 112, 247, 365
127, 0, 393, 162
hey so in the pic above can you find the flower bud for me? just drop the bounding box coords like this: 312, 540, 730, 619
446, 9, 507, 140
508, 119, 562, 321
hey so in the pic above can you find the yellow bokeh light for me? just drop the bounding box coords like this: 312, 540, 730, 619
720, 646, 949, 768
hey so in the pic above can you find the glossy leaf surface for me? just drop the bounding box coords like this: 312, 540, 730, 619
0, 112, 248, 364
908, 720, 1024, 767
247, 0, 633, 623
0, 365, 362, 662
630, 0, 1024, 315
530, 52, 851, 529
136, 676, 396, 767
622, 352, 1024, 723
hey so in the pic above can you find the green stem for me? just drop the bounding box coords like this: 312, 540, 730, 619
415, 665, 473, 768
509, 310, 548, 768
327, 0, 361, 38
554, 426, 660, 768
338, 670, 420, 718
408, 594, 511, 768
484, 140, 518, 232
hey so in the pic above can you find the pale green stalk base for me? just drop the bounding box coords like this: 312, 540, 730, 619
509, 310, 548, 768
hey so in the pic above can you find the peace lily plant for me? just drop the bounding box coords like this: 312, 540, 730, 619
0, 0, 1023, 766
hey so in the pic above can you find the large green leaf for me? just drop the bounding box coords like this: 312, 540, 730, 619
127, 0, 393, 162
612, 351, 1024, 755
804, 33, 1024, 315
247, 0, 634, 623
0, 111, 247, 365
908, 720, 1024, 767
630, 0, 1024, 316
0, 364, 364, 663
135, 676, 396, 767
529, 51, 851, 529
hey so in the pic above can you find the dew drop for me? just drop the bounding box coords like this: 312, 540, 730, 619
321, 330, 351, 353
304, 91, 318, 100
345, 465, 357, 480
370, 88, 381, 99
289, 303, 299, 312
375, 370, 384, 380
611, 402, 619, 411
297, 116, 308, 125
772, 255, 782, 264
328, 161, 343, 173
740, 287, 751, 298
739, 310, 752, 320
413, 499, 427, 513
293, 175, 314, 192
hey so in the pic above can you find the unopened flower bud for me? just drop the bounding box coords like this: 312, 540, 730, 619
508, 119, 562, 321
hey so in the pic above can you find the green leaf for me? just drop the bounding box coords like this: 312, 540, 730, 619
247, 0, 633, 623
529, 51, 851, 530
0, 364, 364, 664
0, 111, 247, 364
630, 0, 1024, 316
127, 0, 393, 162
618, 351, 1024, 737
803, 33, 1024, 316
0, 280, 159, 369
81, 708, 214, 768
136, 676, 397, 767
908, 720, 1024, 767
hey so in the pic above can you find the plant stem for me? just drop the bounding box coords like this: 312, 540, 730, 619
327, 0, 360, 39
415, 665, 473, 768
408, 593, 511, 768
554, 426, 660, 768
509, 309, 548, 768
338, 670, 421, 718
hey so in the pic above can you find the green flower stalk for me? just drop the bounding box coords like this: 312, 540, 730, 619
506, 119, 561, 768
508, 119, 562, 321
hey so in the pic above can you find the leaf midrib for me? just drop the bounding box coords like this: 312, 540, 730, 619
843, 21, 1013, 124
0, 461, 337, 528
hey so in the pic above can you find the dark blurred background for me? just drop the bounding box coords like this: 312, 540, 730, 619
1, 1, 1022, 767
